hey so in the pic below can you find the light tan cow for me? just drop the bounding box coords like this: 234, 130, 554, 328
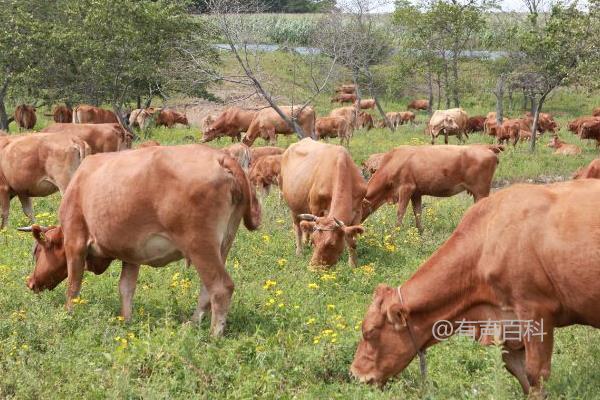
242, 106, 315, 146
0, 133, 90, 228
42, 123, 132, 153
315, 116, 351, 146
73, 105, 118, 124
428, 108, 469, 144
20, 145, 261, 337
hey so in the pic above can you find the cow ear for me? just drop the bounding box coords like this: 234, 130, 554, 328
344, 225, 364, 238
387, 303, 408, 330
299, 220, 316, 233
31, 225, 48, 247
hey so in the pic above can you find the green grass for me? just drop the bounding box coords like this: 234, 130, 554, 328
1, 108, 599, 399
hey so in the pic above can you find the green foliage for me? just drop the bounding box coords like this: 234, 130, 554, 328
263, 16, 318, 45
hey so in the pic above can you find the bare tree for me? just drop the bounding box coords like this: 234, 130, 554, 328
204, 0, 337, 139
315, 0, 396, 131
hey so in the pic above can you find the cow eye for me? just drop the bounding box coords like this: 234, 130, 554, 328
363, 327, 377, 340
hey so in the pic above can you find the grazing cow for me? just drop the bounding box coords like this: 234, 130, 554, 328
20, 145, 261, 336
428, 108, 468, 144
330, 106, 358, 129
593, 107, 600, 117
242, 106, 315, 146
42, 123, 132, 153
573, 159, 600, 179
484, 112, 498, 136
280, 138, 366, 268
201, 107, 257, 143
331, 93, 357, 104
129, 108, 156, 130
398, 111, 416, 125
138, 140, 161, 148
362, 145, 502, 232
361, 153, 385, 177
407, 99, 429, 111
0, 134, 89, 228
357, 99, 376, 109
524, 112, 557, 134
14, 105, 37, 130
155, 109, 189, 128
497, 119, 521, 146
568, 116, 599, 134
249, 154, 282, 194
578, 118, 600, 147
335, 84, 357, 94
466, 116, 485, 133
385, 112, 402, 129
316, 116, 351, 146
351, 180, 600, 396
73, 105, 118, 124
201, 114, 215, 132
548, 136, 581, 155
52, 106, 73, 123
357, 112, 374, 131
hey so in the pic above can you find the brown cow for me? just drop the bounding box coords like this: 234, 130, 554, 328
351, 180, 600, 396
138, 140, 161, 148
201, 114, 215, 132
407, 99, 429, 111
357, 112, 374, 131
361, 153, 385, 177
20, 145, 261, 337
466, 116, 485, 133
202, 107, 257, 143
593, 107, 600, 117
14, 105, 37, 130
357, 99, 376, 109
573, 158, 600, 179
484, 112, 498, 136
249, 154, 282, 194
315, 116, 351, 146
331, 93, 357, 104
242, 106, 315, 146
42, 123, 132, 153
155, 109, 189, 128
496, 119, 521, 146
330, 106, 358, 129
362, 145, 501, 232
578, 118, 600, 147
548, 136, 582, 155
250, 146, 284, 162
524, 112, 557, 134
568, 116, 599, 134
335, 84, 356, 94
385, 112, 402, 129
398, 111, 416, 125
73, 105, 118, 124
0, 133, 89, 228
280, 138, 366, 268
53, 106, 73, 123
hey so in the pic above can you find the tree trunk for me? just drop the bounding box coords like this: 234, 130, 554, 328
494, 75, 505, 126
363, 67, 394, 132
529, 93, 548, 152
507, 87, 513, 112
426, 66, 434, 116
0, 78, 9, 131
442, 54, 451, 109
137, 96, 141, 109
112, 103, 135, 139
451, 49, 460, 107
522, 90, 528, 110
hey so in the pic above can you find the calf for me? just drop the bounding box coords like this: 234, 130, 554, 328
352, 180, 600, 396
280, 138, 366, 268
497, 119, 521, 146
362, 145, 501, 232
548, 136, 581, 155
14, 105, 37, 130
316, 116, 351, 146
0, 133, 89, 228
20, 145, 261, 337
202, 107, 256, 143
249, 154, 282, 194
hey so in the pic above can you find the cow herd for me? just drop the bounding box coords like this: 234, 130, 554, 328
2, 90, 600, 397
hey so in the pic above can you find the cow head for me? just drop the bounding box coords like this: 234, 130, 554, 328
351, 284, 419, 386
201, 125, 220, 143
298, 214, 363, 267
442, 116, 459, 133
18, 225, 67, 292
548, 136, 561, 148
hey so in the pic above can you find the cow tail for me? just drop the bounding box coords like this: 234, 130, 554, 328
73, 106, 80, 124
221, 155, 261, 231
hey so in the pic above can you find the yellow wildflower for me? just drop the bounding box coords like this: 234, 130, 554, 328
263, 279, 277, 290
306, 317, 316, 325
277, 258, 287, 267
308, 283, 319, 289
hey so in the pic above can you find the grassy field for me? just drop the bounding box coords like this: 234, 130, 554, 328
1, 106, 599, 399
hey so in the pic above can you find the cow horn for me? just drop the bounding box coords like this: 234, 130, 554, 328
17, 225, 48, 232
298, 214, 317, 221
333, 217, 345, 228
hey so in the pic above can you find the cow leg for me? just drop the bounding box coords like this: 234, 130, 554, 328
502, 345, 531, 394
17, 195, 35, 223
444, 131, 449, 144
190, 249, 234, 337
524, 327, 554, 398
411, 194, 423, 234
0, 188, 10, 229
64, 239, 87, 312
396, 185, 415, 227
191, 283, 211, 323
293, 221, 303, 256
118, 262, 140, 322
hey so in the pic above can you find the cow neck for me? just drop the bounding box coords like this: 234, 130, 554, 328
400, 231, 481, 349
327, 152, 354, 223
